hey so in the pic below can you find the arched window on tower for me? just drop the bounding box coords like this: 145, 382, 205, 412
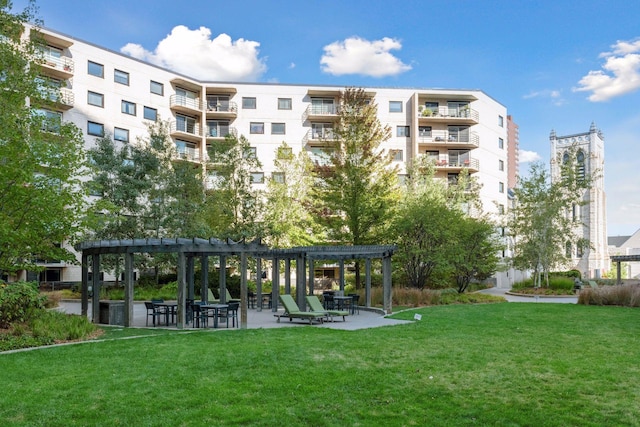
576, 150, 586, 181
561, 152, 570, 178
565, 241, 572, 258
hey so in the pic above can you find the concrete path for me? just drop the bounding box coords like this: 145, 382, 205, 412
478, 287, 578, 304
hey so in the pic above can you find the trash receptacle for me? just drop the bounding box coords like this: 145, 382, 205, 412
99, 301, 124, 325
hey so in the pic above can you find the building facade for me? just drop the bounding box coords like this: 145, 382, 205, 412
550, 123, 609, 279
26, 26, 510, 284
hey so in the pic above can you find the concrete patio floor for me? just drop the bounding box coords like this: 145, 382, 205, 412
55, 300, 413, 331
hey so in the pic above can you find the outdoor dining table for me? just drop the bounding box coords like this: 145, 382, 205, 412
153, 302, 178, 325
333, 296, 352, 311
201, 303, 229, 328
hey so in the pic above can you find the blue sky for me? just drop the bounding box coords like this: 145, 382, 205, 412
12, 0, 640, 236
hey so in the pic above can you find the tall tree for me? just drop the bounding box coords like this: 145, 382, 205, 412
313, 87, 400, 287
203, 133, 263, 241
507, 158, 592, 287
0, 2, 86, 276
263, 142, 319, 247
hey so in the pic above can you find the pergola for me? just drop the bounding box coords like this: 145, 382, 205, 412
610, 255, 640, 285
76, 238, 396, 329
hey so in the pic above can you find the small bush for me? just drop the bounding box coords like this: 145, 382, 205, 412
578, 283, 640, 307
0, 281, 46, 328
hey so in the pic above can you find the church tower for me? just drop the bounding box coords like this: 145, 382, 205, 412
550, 123, 608, 278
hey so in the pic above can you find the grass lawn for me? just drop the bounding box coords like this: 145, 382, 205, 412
1, 303, 639, 426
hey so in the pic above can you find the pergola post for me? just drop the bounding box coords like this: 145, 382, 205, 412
339, 260, 345, 291
365, 258, 372, 308
256, 257, 263, 312
200, 255, 209, 302
219, 255, 226, 303
81, 253, 89, 317
272, 256, 280, 312
284, 258, 291, 294
308, 258, 315, 296
617, 261, 622, 285
382, 254, 392, 314
124, 252, 134, 327
240, 251, 248, 329
177, 251, 186, 329
91, 254, 100, 324
296, 253, 306, 309
186, 255, 195, 302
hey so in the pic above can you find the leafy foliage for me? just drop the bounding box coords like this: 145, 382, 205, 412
0, 281, 45, 328
0, 2, 86, 274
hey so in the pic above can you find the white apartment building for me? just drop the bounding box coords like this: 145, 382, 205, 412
28, 27, 510, 284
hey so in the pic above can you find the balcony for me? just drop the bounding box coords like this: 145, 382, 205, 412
430, 156, 479, 173
418, 106, 479, 125
40, 87, 74, 110
206, 125, 237, 140
305, 104, 340, 121
170, 94, 202, 114
169, 120, 201, 142
174, 147, 200, 162
205, 99, 237, 118
39, 53, 74, 79
418, 130, 479, 149
307, 128, 335, 142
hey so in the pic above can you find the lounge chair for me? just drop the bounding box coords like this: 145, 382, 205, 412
306, 295, 348, 322
277, 294, 325, 324
220, 288, 241, 303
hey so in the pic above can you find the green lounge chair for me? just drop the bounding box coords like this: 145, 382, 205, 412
306, 295, 349, 322
207, 288, 219, 303
277, 294, 325, 324
221, 288, 241, 303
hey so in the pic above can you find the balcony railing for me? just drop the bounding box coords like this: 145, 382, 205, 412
418, 106, 479, 122
174, 147, 200, 161
206, 125, 237, 139
306, 104, 339, 117
170, 120, 201, 137
170, 94, 201, 111
418, 130, 479, 147
206, 99, 237, 114
429, 156, 479, 170
40, 52, 74, 74
308, 128, 335, 141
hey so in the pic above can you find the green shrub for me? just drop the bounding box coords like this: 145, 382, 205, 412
578, 283, 640, 307
0, 281, 45, 328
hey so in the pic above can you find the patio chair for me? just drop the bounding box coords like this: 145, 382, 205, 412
220, 288, 241, 303
347, 293, 360, 315
277, 294, 325, 325
218, 302, 239, 328
145, 301, 164, 327
190, 302, 208, 328
207, 288, 219, 303
306, 295, 348, 322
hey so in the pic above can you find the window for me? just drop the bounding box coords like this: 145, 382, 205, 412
272, 172, 285, 183
207, 120, 230, 137
418, 126, 432, 137
250, 122, 264, 134
271, 123, 286, 135
114, 127, 129, 143
87, 91, 103, 107
251, 172, 264, 183
244, 147, 257, 159
498, 115, 504, 127
121, 100, 136, 115
576, 150, 586, 180
397, 126, 410, 137
498, 138, 504, 149
34, 108, 61, 133
499, 182, 504, 193
143, 106, 157, 121
566, 242, 572, 258
175, 114, 196, 134
278, 98, 292, 110
389, 101, 402, 113
390, 149, 403, 161
150, 80, 164, 95
242, 97, 256, 109
87, 121, 104, 136
88, 61, 103, 77
312, 123, 333, 139
424, 101, 439, 115
114, 69, 129, 85
499, 160, 504, 171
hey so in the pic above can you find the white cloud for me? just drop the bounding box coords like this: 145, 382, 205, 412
522, 89, 564, 106
574, 38, 640, 102
519, 150, 542, 163
120, 25, 267, 81
320, 36, 412, 77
